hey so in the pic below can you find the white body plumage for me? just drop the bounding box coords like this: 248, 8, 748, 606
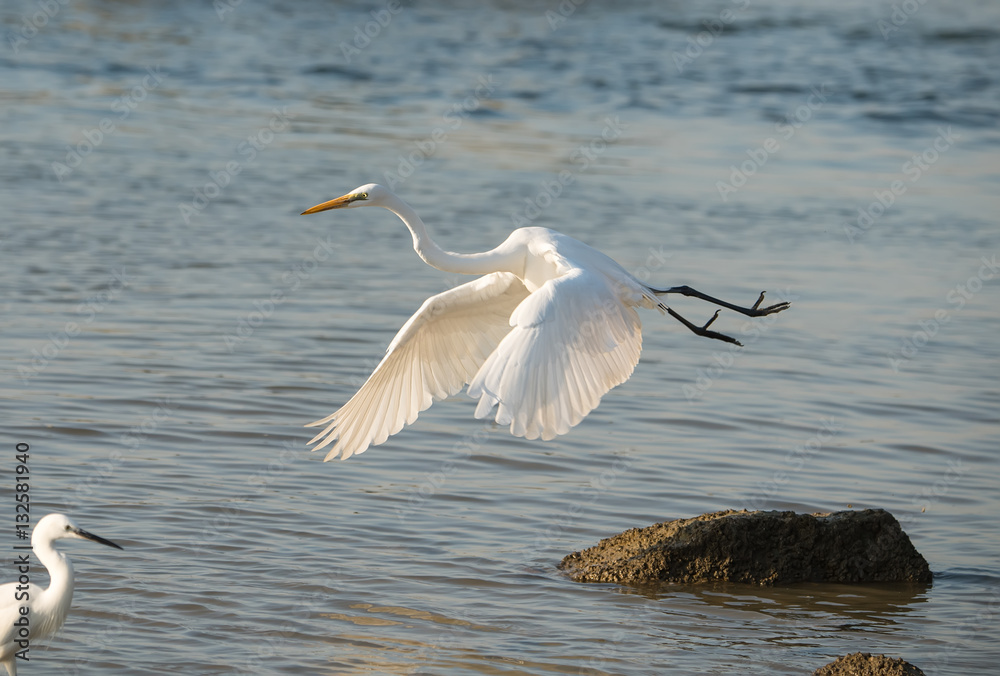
301, 184, 789, 461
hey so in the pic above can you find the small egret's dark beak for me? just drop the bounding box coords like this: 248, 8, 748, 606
76, 527, 124, 550
301, 193, 358, 215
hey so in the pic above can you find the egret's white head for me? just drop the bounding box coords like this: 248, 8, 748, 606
301, 183, 393, 215
33, 513, 123, 550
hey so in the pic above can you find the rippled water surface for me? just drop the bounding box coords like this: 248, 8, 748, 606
2, 1, 998, 673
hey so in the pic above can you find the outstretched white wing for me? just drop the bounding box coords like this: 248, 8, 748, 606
308, 272, 529, 460
468, 268, 643, 441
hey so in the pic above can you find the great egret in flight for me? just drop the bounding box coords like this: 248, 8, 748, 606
1, 514, 123, 676
301, 184, 789, 461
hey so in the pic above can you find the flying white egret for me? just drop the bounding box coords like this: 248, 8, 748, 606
301, 183, 789, 461
0, 514, 123, 676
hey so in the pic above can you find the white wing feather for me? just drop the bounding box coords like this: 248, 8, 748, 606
307, 272, 529, 460
0, 582, 62, 666
467, 268, 643, 441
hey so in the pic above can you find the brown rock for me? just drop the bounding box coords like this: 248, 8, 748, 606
813, 652, 926, 675
559, 509, 931, 586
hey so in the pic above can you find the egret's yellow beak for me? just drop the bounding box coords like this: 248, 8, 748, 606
301, 192, 363, 215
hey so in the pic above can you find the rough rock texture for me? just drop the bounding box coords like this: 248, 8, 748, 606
813, 652, 926, 676
559, 509, 931, 586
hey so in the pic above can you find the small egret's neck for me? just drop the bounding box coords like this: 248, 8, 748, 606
381, 193, 519, 277
32, 536, 75, 620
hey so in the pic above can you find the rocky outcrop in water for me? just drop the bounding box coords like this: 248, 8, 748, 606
559, 509, 931, 586
813, 652, 926, 675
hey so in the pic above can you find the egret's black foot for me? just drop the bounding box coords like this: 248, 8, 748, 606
745, 291, 791, 317
651, 285, 791, 344
662, 306, 743, 346
652, 285, 791, 319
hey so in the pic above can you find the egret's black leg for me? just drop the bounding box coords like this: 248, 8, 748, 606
652, 285, 790, 318
661, 304, 743, 346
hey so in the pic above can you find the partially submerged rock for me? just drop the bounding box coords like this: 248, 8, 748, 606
813, 652, 926, 676
559, 509, 931, 586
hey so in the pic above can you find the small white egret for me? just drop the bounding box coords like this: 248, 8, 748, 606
301, 184, 790, 461
1, 514, 123, 676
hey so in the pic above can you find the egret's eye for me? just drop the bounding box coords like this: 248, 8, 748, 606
359, 192, 368, 200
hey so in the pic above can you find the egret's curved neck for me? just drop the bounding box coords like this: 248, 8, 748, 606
33, 539, 74, 623
381, 194, 520, 277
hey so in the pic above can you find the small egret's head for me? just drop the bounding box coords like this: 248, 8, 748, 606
301, 183, 391, 214
34, 513, 124, 550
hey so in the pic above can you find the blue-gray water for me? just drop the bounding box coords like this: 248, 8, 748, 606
2, 0, 998, 673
